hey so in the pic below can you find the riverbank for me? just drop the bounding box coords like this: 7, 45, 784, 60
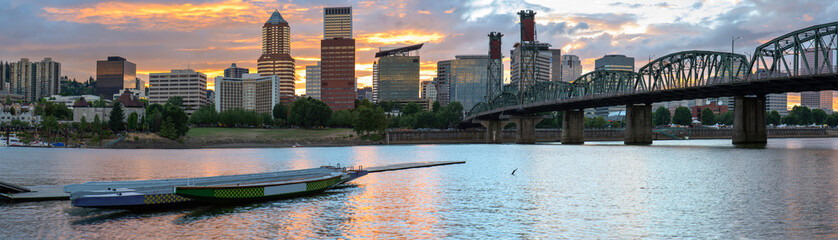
110, 128, 379, 149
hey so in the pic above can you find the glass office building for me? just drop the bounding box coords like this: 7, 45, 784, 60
448, 55, 490, 111
96, 56, 136, 97
376, 56, 420, 101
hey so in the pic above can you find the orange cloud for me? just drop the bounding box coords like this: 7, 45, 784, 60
357, 30, 446, 45
40, 0, 309, 31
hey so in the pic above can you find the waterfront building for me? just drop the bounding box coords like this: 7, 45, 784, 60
356, 87, 372, 100
373, 44, 422, 102
257, 10, 295, 104
72, 91, 144, 123
421, 80, 437, 100
320, 7, 355, 110
561, 55, 583, 82
206, 90, 215, 105
96, 56, 136, 98
48, 94, 101, 107
435, 61, 451, 105
766, 93, 788, 115
224, 63, 249, 78
447, 55, 490, 111
8, 58, 61, 102
214, 73, 280, 114
305, 62, 321, 100
0, 103, 40, 124
549, 49, 562, 82
372, 61, 379, 103
509, 42, 553, 87
148, 69, 207, 115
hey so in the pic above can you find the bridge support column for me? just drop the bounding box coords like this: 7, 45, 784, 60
561, 110, 585, 144
733, 95, 767, 145
512, 118, 537, 144
624, 103, 653, 145
479, 120, 504, 143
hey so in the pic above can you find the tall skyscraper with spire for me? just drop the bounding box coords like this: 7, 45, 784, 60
258, 10, 296, 103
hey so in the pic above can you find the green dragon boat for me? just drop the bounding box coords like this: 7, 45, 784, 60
173, 173, 345, 204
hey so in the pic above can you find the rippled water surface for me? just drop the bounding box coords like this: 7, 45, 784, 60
3, 138, 838, 238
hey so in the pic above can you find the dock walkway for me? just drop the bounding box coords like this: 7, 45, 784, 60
0, 161, 465, 202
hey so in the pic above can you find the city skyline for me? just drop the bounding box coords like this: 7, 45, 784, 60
1, 0, 835, 95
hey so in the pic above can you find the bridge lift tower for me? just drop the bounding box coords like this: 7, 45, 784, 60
487, 32, 503, 100
517, 10, 539, 104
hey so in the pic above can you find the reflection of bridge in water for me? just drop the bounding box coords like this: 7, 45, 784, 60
468, 21, 838, 145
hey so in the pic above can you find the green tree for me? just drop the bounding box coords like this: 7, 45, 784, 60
189, 104, 219, 126
9, 107, 15, 115
700, 108, 717, 126
259, 112, 274, 127
812, 108, 828, 125
330, 110, 355, 128
159, 117, 178, 140
432, 101, 441, 113
672, 106, 693, 126
767, 111, 781, 125
402, 102, 421, 116
653, 106, 671, 126
358, 99, 373, 109
126, 112, 139, 131
782, 114, 799, 125
109, 102, 125, 132
80, 116, 89, 131
719, 111, 734, 125
40, 116, 59, 142
288, 97, 332, 128
789, 105, 812, 125
272, 103, 288, 122
591, 116, 607, 128
353, 106, 387, 137
827, 113, 838, 127
163, 105, 189, 137
166, 96, 184, 108
437, 101, 464, 128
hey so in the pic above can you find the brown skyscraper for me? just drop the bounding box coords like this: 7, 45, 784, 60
320, 7, 356, 110
257, 10, 295, 103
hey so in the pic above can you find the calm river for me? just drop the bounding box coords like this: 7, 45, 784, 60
3, 138, 838, 238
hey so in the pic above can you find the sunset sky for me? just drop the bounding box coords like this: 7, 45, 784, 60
1, 0, 836, 95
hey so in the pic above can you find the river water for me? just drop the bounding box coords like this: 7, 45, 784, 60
2, 138, 838, 239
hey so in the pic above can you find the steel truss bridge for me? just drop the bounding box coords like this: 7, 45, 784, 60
468, 21, 838, 123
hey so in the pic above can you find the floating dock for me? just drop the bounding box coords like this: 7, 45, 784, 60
0, 161, 465, 203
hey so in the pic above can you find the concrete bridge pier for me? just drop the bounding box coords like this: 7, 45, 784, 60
511, 117, 538, 144
733, 95, 767, 145
561, 110, 585, 144
479, 120, 506, 143
624, 103, 653, 145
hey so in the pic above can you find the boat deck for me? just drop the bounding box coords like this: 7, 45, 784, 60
0, 161, 466, 203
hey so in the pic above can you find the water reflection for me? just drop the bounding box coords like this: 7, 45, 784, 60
4, 139, 838, 238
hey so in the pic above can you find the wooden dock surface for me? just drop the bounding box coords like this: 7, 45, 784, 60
1, 161, 465, 202
364, 161, 466, 173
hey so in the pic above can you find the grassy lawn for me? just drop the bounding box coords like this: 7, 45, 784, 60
187, 127, 355, 140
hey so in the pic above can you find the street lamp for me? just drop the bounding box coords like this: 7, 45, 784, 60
731, 36, 742, 53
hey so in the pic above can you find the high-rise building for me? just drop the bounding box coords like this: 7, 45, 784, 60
421, 80, 437, 100
766, 93, 788, 115
357, 87, 372, 100
96, 56, 136, 98
257, 10, 295, 104
447, 55, 490, 111
8, 58, 61, 102
509, 42, 552, 86
224, 63, 249, 78
320, 7, 355, 111
595, 54, 634, 71
324, 7, 352, 39
214, 73, 280, 114
561, 55, 583, 82
372, 61, 379, 103
549, 49, 562, 82
0, 61, 7, 91
373, 44, 422, 102
435, 60, 451, 105
305, 62, 321, 100
594, 54, 635, 119
148, 69, 207, 115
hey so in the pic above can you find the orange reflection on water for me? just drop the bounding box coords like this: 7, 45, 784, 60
341, 147, 443, 239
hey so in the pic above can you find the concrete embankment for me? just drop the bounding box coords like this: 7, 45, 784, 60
385, 128, 838, 144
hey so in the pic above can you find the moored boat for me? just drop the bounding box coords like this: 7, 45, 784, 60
175, 173, 345, 204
